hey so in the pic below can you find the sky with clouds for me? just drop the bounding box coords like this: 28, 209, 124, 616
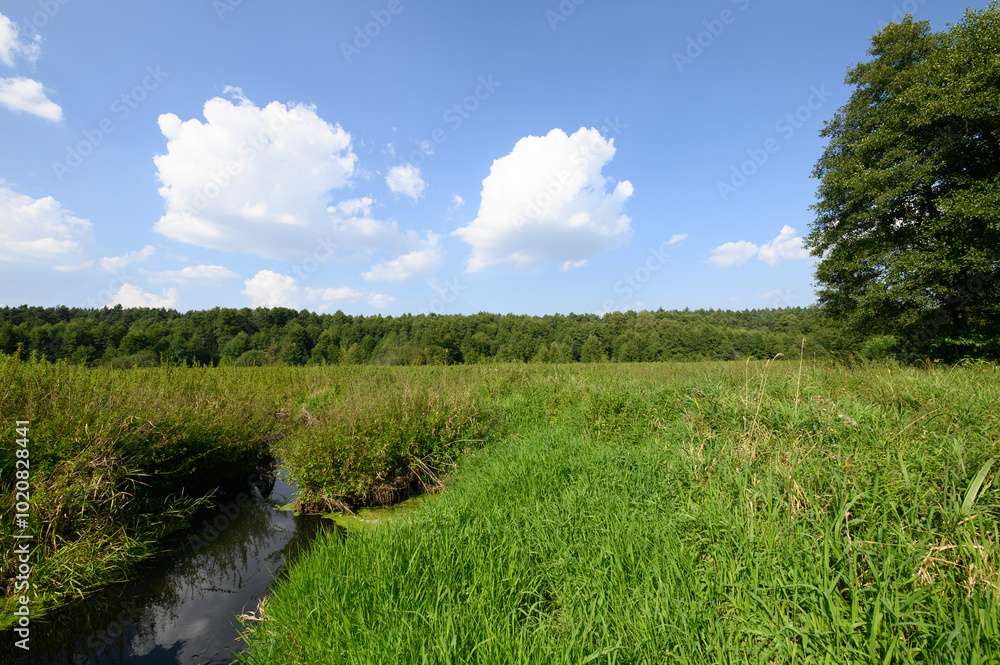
0, 0, 983, 314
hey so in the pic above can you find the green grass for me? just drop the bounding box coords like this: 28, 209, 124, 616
240, 362, 1000, 663
3, 358, 998, 660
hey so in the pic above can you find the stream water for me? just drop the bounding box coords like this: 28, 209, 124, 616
23, 470, 329, 665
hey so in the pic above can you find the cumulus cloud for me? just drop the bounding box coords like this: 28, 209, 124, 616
0, 13, 41, 68
708, 240, 758, 268
242, 270, 393, 310
0, 183, 92, 267
363, 233, 442, 282
152, 264, 239, 283
385, 163, 426, 200
666, 233, 688, 246
153, 91, 357, 257
756, 225, 810, 266
242, 270, 299, 307
454, 127, 633, 272
450, 194, 465, 209
108, 283, 178, 309
0, 77, 62, 122
99, 245, 156, 273
709, 226, 810, 268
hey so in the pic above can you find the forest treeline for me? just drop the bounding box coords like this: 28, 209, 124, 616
0, 306, 851, 367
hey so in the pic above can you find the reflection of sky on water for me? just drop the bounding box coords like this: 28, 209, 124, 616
26, 471, 327, 665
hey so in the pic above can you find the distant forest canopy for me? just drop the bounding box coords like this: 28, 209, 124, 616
0, 306, 857, 367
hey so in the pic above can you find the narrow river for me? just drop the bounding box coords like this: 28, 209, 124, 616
25, 470, 328, 664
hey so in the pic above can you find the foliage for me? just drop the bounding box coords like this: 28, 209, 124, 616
0, 305, 844, 367
808, 6, 1000, 360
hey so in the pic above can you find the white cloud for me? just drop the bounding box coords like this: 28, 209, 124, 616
708, 240, 758, 268
0, 13, 41, 68
152, 264, 239, 282
304, 286, 364, 302
666, 233, 688, 246
108, 283, 178, 309
561, 259, 587, 271
153, 91, 357, 257
326, 205, 437, 261
709, 226, 810, 268
450, 194, 465, 209
242, 270, 300, 308
454, 127, 633, 272
385, 163, 426, 200
363, 233, 442, 282
100, 245, 156, 273
366, 292, 396, 309
242, 270, 393, 310
0, 183, 92, 267
757, 225, 810, 266
334, 196, 374, 217
0, 77, 62, 122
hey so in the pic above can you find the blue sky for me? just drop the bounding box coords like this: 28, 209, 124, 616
0, 0, 981, 314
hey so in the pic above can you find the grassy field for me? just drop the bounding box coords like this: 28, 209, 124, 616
3, 359, 999, 661
241, 361, 1000, 663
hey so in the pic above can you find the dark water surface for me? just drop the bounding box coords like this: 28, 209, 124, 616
23, 470, 328, 665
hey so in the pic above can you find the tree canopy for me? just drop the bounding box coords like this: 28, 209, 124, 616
0, 305, 842, 367
808, 6, 1000, 360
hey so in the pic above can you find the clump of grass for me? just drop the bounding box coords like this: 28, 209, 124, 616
279, 368, 496, 510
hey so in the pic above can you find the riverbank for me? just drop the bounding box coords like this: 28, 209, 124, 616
0, 361, 505, 627
0, 357, 329, 627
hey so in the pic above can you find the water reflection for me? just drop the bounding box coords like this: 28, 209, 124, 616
25, 470, 327, 665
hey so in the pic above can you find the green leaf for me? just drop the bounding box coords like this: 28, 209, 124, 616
961, 457, 996, 516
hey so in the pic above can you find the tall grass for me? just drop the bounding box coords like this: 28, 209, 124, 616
278, 367, 505, 510
240, 361, 1000, 663
0, 356, 331, 623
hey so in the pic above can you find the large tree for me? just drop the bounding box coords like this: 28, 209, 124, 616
808, 6, 1000, 360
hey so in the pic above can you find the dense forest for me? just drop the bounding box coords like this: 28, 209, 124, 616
0, 306, 852, 367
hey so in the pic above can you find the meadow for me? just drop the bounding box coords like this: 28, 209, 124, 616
2, 357, 999, 662
245, 361, 1000, 663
